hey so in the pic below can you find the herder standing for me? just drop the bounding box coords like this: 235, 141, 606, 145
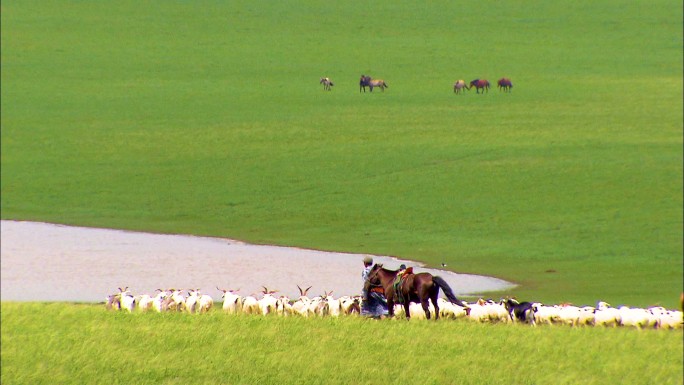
361, 256, 388, 318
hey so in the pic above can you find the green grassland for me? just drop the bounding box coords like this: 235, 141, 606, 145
2, 0, 682, 309
2, 303, 682, 385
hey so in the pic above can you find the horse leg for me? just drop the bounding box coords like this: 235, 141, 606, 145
421, 299, 431, 320
430, 290, 440, 320
387, 297, 395, 318
403, 301, 411, 320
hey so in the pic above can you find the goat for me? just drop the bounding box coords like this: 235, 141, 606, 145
218, 287, 243, 314
242, 295, 260, 315
152, 289, 169, 312
185, 289, 200, 314
198, 291, 214, 313
118, 287, 136, 313
136, 294, 154, 312
105, 293, 121, 311
503, 298, 536, 325
258, 287, 279, 316
323, 291, 342, 317
340, 296, 362, 316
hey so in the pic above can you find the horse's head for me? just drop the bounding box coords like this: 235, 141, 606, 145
367, 263, 383, 283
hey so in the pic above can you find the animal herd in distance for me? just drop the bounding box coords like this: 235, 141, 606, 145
319, 76, 513, 93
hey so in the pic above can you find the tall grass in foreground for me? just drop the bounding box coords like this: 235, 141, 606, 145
2, 303, 682, 385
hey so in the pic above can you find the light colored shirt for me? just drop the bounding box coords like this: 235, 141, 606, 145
362, 266, 372, 283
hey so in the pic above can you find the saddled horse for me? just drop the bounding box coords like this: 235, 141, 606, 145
320, 77, 334, 91
453, 79, 469, 94
469, 79, 490, 94
364, 264, 470, 320
359, 75, 372, 92
497, 78, 512, 92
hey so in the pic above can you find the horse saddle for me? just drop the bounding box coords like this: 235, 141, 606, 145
393, 268, 414, 304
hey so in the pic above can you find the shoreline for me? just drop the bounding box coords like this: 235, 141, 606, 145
0, 220, 516, 302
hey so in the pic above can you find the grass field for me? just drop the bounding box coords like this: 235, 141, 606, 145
1, 3, 682, 383
1, 1, 682, 305
1, 303, 682, 385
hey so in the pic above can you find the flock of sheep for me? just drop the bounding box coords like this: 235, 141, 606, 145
105, 286, 683, 330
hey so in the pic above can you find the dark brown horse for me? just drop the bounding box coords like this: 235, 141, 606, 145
365, 264, 470, 320
469, 79, 490, 94
497, 78, 513, 92
359, 75, 372, 92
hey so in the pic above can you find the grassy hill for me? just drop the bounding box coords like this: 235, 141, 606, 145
1, 0, 682, 307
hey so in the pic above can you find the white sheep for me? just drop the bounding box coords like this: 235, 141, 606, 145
484, 300, 510, 323
594, 301, 621, 327
437, 298, 468, 320
530, 303, 560, 325
465, 299, 490, 323
556, 304, 594, 327
619, 306, 657, 329
656, 310, 683, 329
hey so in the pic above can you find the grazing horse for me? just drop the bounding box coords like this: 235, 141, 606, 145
453, 79, 469, 94
359, 75, 372, 92
364, 264, 469, 320
497, 78, 513, 92
320, 77, 334, 91
469, 79, 490, 94
368, 79, 388, 92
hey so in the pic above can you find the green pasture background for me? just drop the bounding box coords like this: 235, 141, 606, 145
2, 0, 682, 307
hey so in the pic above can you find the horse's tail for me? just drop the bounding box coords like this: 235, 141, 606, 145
433, 276, 468, 308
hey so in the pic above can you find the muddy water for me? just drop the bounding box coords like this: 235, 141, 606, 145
1, 221, 515, 302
